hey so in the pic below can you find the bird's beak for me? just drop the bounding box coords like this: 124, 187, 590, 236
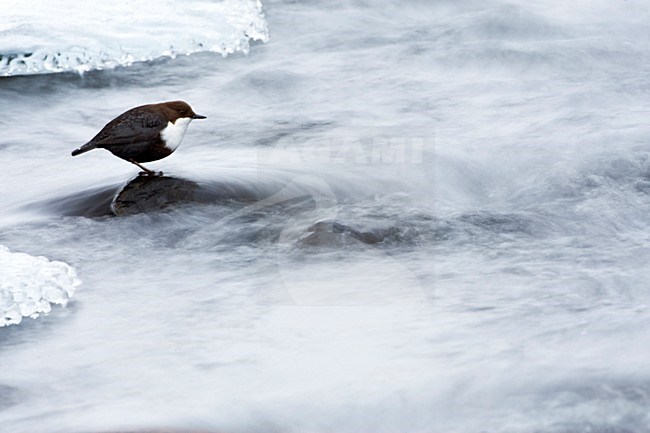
192, 114, 207, 119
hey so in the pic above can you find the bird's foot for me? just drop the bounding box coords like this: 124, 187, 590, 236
129, 159, 162, 176
139, 170, 163, 177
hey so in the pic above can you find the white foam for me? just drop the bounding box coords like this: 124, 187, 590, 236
0, 245, 80, 327
0, 0, 269, 76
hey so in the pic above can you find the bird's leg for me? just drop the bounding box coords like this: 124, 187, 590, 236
128, 159, 162, 176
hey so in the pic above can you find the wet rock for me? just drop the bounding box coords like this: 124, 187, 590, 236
109, 175, 264, 216
32, 174, 266, 217
34, 184, 120, 217
299, 220, 397, 246
110, 175, 201, 216
457, 212, 532, 235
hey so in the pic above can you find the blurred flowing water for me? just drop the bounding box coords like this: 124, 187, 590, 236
1, 0, 650, 432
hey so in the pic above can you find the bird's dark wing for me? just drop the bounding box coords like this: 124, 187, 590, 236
89, 107, 167, 147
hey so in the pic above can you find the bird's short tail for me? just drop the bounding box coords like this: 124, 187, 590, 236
71, 142, 96, 156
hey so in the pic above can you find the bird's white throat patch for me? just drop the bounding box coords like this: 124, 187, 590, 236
160, 117, 192, 151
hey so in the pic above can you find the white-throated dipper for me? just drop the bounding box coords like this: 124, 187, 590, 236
71, 101, 206, 175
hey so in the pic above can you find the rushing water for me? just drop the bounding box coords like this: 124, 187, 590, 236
1, 0, 650, 432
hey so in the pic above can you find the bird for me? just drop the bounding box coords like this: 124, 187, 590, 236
71, 101, 206, 175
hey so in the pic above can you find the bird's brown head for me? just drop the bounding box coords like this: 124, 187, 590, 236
160, 100, 207, 123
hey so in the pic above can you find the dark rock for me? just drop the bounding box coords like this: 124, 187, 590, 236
109, 175, 265, 216
299, 220, 397, 246
30, 184, 120, 217
110, 175, 201, 216
31, 174, 267, 217
457, 212, 532, 234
